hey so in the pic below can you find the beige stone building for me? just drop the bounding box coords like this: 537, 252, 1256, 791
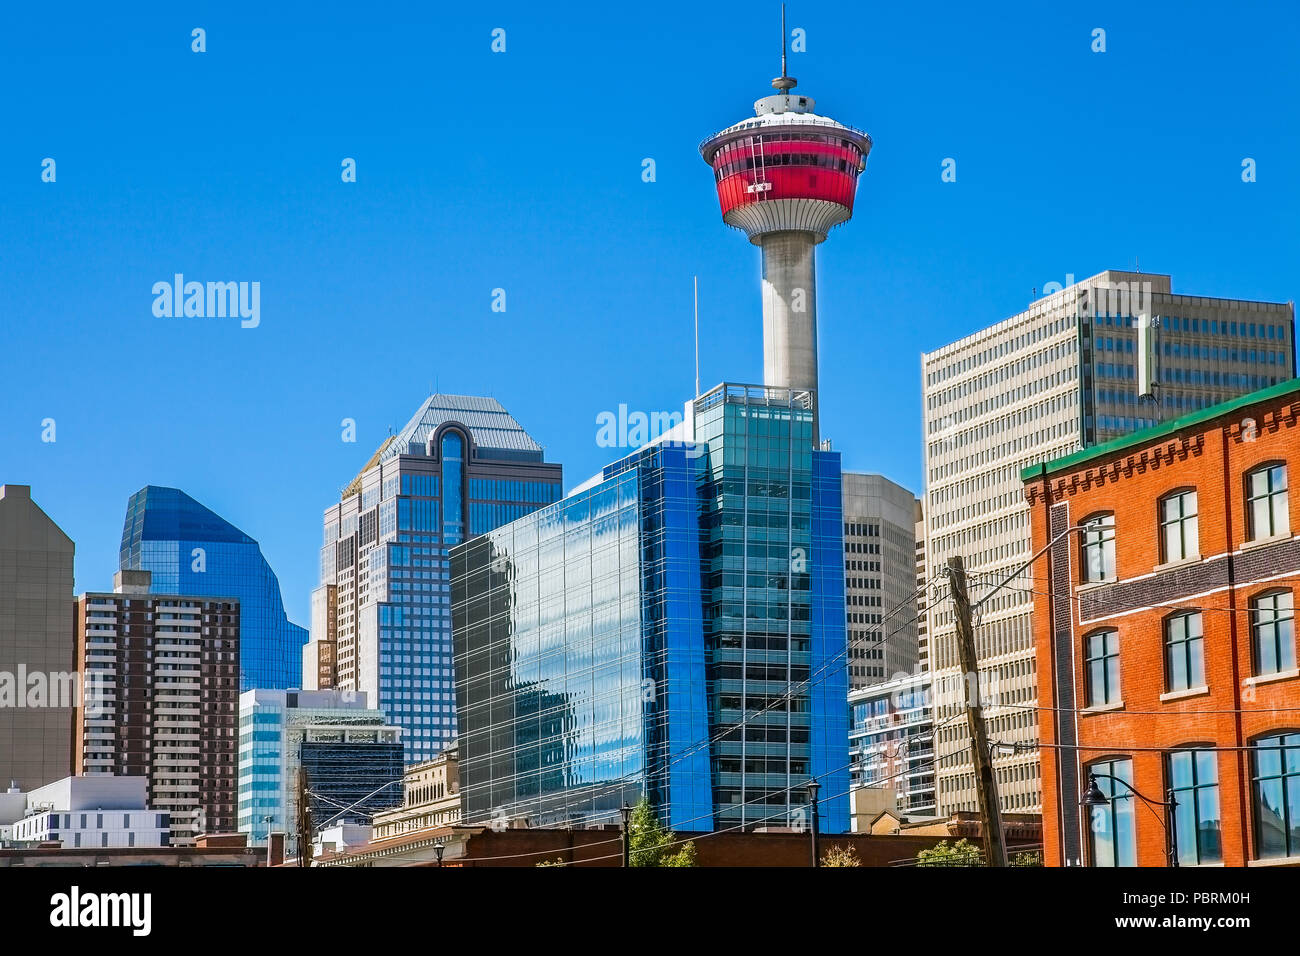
0, 484, 75, 791
371, 748, 461, 839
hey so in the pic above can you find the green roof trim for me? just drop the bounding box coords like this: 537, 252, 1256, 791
1020, 377, 1300, 483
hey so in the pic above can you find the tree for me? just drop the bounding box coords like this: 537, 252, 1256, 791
821, 844, 862, 867
628, 797, 696, 867
915, 838, 983, 867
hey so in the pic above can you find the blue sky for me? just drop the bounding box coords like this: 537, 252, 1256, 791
2, 1, 1297, 626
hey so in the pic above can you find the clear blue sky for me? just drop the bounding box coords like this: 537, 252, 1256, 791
2, 1, 1297, 627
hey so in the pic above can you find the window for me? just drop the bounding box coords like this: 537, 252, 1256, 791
1167, 749, 1222, 865
441, 431, 465, 544
1160, 490, 1199, 562
1247, 464, 1289, 540
1085, 630, 1121, 707
1164, 613, 1205, 692
1087, 758, 1136, 867
1251, 590, 1296, 676
1082, 513, 1116, 583
1252, 733, 1300, 860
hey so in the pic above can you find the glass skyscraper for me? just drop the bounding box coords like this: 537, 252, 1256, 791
119, 485, 307, 691
452, 383, 850, 834
304, 394, 562, 765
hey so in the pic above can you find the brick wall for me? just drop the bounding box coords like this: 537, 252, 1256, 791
1026, 387, 1300, 867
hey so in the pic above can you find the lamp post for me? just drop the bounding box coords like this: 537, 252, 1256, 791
806, 780, 821, 868
1080, 772, 1179, 867
434, 841, 445, 867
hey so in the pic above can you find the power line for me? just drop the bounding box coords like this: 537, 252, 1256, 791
447, 574, 940, 828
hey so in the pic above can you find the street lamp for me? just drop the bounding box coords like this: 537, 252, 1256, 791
1081, 772, 1179, 868
434, 841, 445, 867
806, 780, 821, 868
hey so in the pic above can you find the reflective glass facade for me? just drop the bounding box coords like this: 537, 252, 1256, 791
119, 485, 307, 691
308, 395, 562, 765
452, 384, 850, 833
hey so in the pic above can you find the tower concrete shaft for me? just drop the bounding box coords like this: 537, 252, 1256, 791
760, 230, 819, 433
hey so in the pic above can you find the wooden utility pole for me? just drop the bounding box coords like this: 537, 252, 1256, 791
947, 556, 1009, 867
296, 767, 314, 868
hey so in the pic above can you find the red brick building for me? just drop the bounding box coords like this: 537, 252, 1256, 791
1023, 379, 1300, 867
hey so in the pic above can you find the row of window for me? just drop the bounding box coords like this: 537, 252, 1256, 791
1089, 734, 1300, 865
1081, 463, 1291, 581
1085, 592, 1295, 706
714, 151, 857, 181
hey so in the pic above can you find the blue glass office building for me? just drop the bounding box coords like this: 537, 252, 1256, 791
451, 384, 850, 833
119, 486, 307, 691
306, 395, 563, 765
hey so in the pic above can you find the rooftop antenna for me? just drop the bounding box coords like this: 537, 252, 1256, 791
694, 275, 700, 397
773, 4, 796, 91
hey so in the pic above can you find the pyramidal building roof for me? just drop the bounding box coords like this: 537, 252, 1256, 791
343, 394, 547, 498
385, 393, 544, 461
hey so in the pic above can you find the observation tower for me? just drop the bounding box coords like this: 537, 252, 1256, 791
699, 18, 872, 439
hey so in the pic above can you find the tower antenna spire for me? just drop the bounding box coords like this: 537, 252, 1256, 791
781, 4, 787, 78
773, 4, 796, 91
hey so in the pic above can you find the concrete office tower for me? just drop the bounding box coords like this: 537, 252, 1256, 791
304, 394, 562, 764
452, 383, 850, 834
0, 484, 75, 790
841, 473, 921, 690
119, 485, 307, 691
699, 50, 871, 439
73, 570, 239, 846
914, 502, 930, 674
921, 270, 1296, 815
238, 689, 402, 853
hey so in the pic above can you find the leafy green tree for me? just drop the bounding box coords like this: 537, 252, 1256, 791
821, 844, 862, 867
915, 838, 983, 867
628, 797, 696, 867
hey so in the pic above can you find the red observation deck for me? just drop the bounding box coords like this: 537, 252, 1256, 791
699, 91, 872, 244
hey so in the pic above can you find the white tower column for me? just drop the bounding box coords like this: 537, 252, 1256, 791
760, 229, 819, 433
